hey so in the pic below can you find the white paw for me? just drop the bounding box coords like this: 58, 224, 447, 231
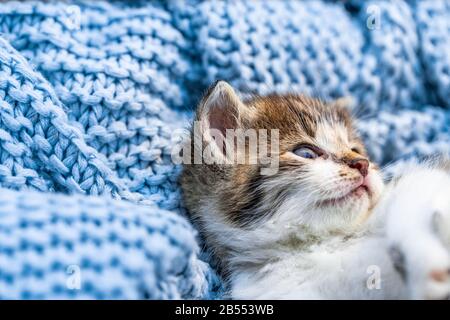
390, 208, 450, 299
385, 166, 450, 299
420, 210, 450, 300
433, 207, 450, 249
390, 237, 450, 299
410, 241, 450, 300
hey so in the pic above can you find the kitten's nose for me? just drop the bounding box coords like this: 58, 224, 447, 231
348, 158, 369, 177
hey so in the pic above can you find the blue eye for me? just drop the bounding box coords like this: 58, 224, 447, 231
293, 146, 319, 159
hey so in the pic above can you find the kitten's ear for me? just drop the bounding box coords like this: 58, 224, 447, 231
196, 81, 253, 161
197, 81, 251, 134
330, 96, 355, 110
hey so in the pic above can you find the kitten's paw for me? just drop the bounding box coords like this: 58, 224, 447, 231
422, 210, 450, 300
389, 233, 450, 300
433, 209, 450, 249
384, 167, 450, 299
403, 209, 450, 300
411, 245, 450, 300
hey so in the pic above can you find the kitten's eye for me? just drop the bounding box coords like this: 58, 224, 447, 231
293, 146, 319, 159
351, 147, 361, 154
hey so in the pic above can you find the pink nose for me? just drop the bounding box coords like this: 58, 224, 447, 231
348, 158, 369, 177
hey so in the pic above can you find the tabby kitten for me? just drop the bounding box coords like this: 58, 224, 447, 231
181, 81, 450, 299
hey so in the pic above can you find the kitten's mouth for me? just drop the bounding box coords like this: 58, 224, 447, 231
317, 184, 369, 207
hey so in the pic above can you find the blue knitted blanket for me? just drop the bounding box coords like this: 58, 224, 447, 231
0, 0, 448, 299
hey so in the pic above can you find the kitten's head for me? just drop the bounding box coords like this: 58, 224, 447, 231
181, 81, 384, 255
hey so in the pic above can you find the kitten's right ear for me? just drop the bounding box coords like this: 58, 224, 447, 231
196, 81, 253, 162
330, 96, 355, 111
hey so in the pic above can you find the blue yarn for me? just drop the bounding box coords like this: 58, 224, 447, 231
0, 187, 218, 299
0, 0, 448, 299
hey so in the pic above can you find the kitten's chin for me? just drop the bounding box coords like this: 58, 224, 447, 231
316, 185, 369, 208
305, 194, 372, 233
311, 172, 384, 232
308, 187, 377, 232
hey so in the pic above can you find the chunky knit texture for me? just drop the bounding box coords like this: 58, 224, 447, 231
0, 188, 215, 299
0, 0, 448, 299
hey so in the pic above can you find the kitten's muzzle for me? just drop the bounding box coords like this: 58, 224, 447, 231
347, 158, 369, 177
